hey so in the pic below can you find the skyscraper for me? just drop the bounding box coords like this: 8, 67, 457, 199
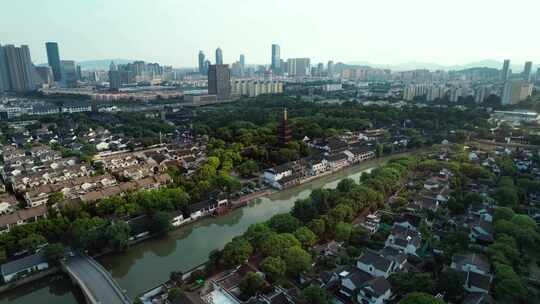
0, 44, 36, 92
287, 58, 310, 77
198, 51, 205, 75
501, 59, 511, 81
108, 61, 121, 91
522, 61, 533, 81
208, 64, 231, 99
327, 60, 335, 77
239, 54, 245, 69
46, 42, 62, 81
215, 47, 223, 65
271, 44, 281, 72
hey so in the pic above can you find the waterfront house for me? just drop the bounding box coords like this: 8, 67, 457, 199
263, 163, 293, 188
1, 252, 49, 283
327, 152, 349, 171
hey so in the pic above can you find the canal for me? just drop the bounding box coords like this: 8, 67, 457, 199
0, 159, 382, 304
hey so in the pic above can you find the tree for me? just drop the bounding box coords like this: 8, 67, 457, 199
284, 246, 312, 276
260, 256, 286, 282
44, 243, 65, 262
105, 220, 130, 251
309, 219, 326, 237
493, 263, 526, 302
70, 217, 107, 250
47, 192, 65, 207
434, 270, 464, 303
337, 178, 355, 193
150, 211, 172, 235
260, 233, 301, 257
168, 288, 183, 301
18, 233, 47, 252
334, 222, 353, 242
389, 272, 434, 298
267, 213, 301, 233
237, 160, 259, 177
302, 285, 330, 304
239, 272, 266, 298
494, 186, 519, 209
294, 227, 318, 249
222, 238, 253, 268
399, 292, 445, 304
244, 223, 272, 249
494, 207, 515, 222
292, 199, 319, 223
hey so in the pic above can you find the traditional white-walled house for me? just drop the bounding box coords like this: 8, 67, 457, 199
451, 254, 490, 275
1, 253, 49, 283
356, 276, 392, 304
356, 250, 395, 278
263, 163, 293, 188
385, 225, 422, 255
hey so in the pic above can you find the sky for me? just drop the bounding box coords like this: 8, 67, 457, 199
1, 0, 539, 68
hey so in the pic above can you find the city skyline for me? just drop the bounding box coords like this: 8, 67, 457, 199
2, 0, 540, 68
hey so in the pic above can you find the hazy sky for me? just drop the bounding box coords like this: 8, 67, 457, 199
1, 0, 539, 68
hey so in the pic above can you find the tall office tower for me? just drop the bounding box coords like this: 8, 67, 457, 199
239, 54, 245, 69
502, 80, 533, 105
208, 64, 231, 99
522, 61, 533, 81
327, 60, 334, 77
501, 59, 511, 81
271, 44, 281, 72
108, 61, 121, 91
215, 47, 223, 65
60, 60, 77, 87
0, 44, 36, 92
45, 42, 62, 81
287, 58, 310, 77
536, 68, 540, 82
198, 51, 205, 75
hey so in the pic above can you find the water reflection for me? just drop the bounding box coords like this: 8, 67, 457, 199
0, 159, 380, 304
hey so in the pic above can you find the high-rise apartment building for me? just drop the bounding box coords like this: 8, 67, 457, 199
502, 80, 533, 105
271, 44, 281, 72
0, 44, 36, 92
501, 59, 511, 81
198, 51, 205, 75
60, 60, 77, 87
46, 42, 62, 81
35, 66, 54, 85
522, 61, 533, 81
215, 47, 223, 65
208, 64, 231, 99
287, 58, 310, 77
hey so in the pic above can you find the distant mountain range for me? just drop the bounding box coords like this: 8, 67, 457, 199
40, 58, 536, 72
345, 59, 536, 72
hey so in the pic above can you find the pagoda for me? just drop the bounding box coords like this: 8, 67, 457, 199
277, 108, 292, 146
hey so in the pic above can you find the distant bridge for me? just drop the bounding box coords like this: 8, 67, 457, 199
62, 254, 131, 304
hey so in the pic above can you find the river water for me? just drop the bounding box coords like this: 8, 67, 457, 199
0, 159, 381, 304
